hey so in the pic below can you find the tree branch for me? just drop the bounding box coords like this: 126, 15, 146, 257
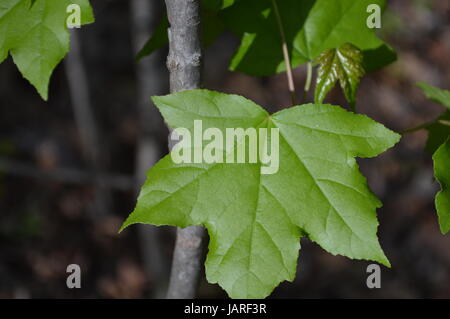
0, 157, 134, 190
130, 0, 169, 298
65, 30, 113, 218
164, 0, 206, 299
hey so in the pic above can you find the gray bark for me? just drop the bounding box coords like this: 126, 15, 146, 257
164, 0, 206, 299
130, 0, 169, 298
167, 225, 205, 298
165, 0, 202, 92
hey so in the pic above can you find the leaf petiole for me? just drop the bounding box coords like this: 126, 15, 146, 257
401, 119, 450, 135
271, 0, 297, 106
302, 62, 313, 104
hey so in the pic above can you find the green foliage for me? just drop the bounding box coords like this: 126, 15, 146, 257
136, 16, 169, 61
0, 0, 94, 99
426, 111, 450, 154
138, 0, 396, 77
202, 0, 237, 10
314, 43, 365, 110
416, 83, 450, 153
121, 89, 400, 298
5, 0, 437, 299
433, 138, 450, 234
417, 83, 450, 234
222, 0, 394, 76
417, 82, 450, 109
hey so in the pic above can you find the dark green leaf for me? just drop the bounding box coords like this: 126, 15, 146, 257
418, 83, 450, 234
426, 111, 450, 154
202, 0, 237, 11
136, 16, 169, 61
362, 44, 397, 73
417, 83, 450, 153
222, 0, 393, 76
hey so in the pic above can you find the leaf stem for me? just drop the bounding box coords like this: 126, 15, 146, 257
400, 119, 450, 135
401, 122, 433, 135
439, 120, 450, 126
271, 0, 297, 106
302, 62, 312, 103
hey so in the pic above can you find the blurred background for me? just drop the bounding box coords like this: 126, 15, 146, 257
0, 0, 450, 298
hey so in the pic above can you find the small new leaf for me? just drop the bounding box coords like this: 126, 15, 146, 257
0, 0, 94, 100
121, 89, 400, 299
433, 138, 450, 234
314, 43, 365, 110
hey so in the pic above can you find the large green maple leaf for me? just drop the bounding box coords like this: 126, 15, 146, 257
120, 89, 400, 298
0, 0, 94, 99
433, 138, 450, 234
222, 0, 395, 76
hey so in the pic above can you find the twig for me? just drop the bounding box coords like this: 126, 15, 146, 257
401, 123, 433, 135
401, 119, 450, 135
65, 30, 113, 217
130, 0, 169, 298
401, 118, 449, 134
164, 0, 206, 299
271, 0, 297, 106
0, 157, 134, 190
65, 31, 102, 171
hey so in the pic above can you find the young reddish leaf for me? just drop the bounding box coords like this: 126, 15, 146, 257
314, 43, 365, 110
